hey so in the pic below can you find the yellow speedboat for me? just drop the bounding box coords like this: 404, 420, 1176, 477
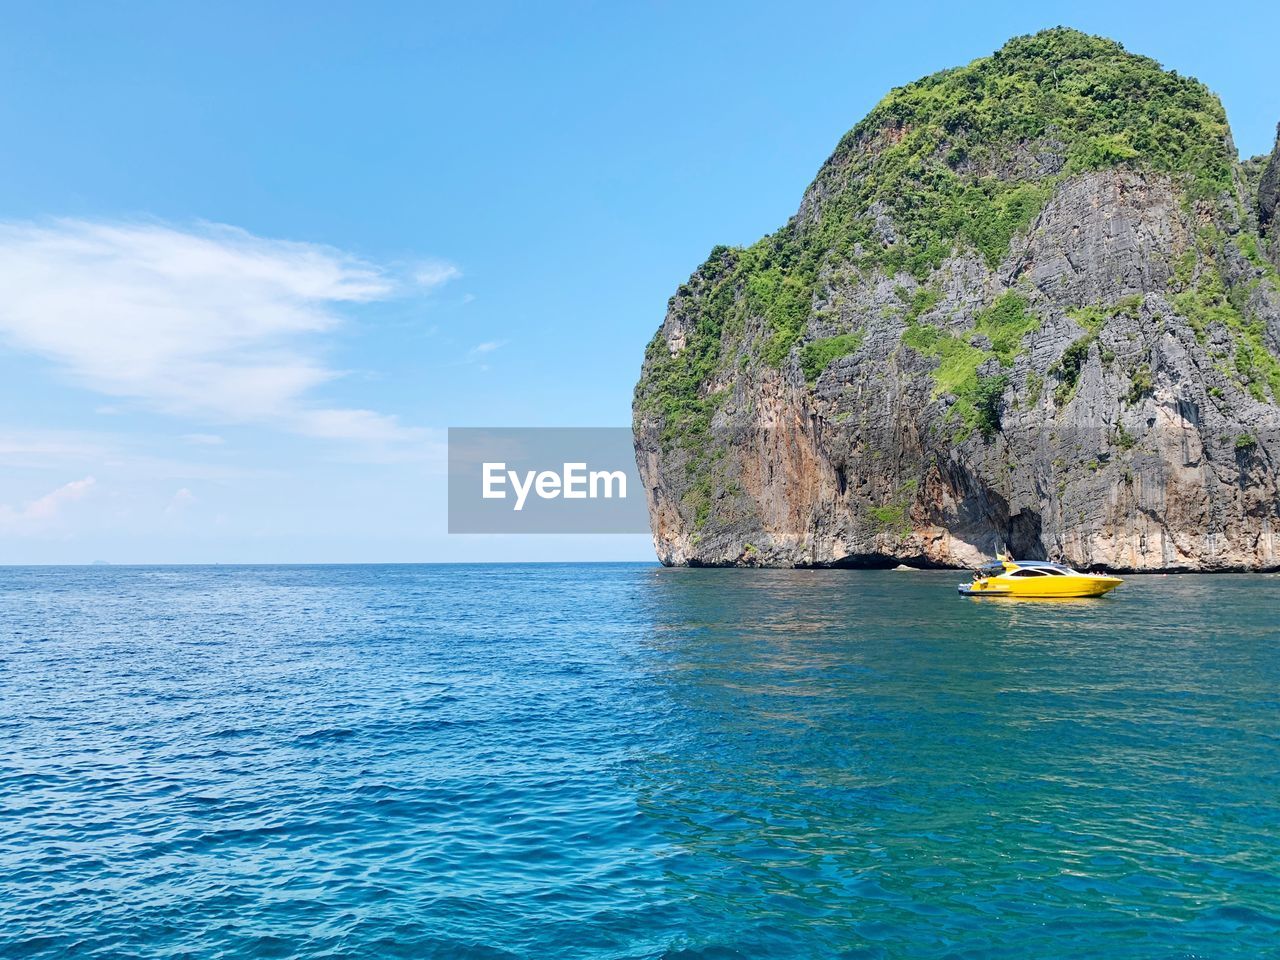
958, 555, 1122, 598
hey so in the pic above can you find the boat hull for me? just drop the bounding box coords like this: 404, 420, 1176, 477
958, 575, 1122, 598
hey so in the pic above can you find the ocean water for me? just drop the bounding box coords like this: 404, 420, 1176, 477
2, 564, 1279, 959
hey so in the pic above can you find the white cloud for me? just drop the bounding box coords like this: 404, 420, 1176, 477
0, 430, 111, 466
165, 487, 196, 515
0, 219, 442, 442
469, 340, 507, 356
101, 454, 275, 482
181, 433, 225, 445
0, 428, 269, 479
461, 339, 508, 373
414, 260, 462, 289
292, 408, 425, 443
0, 475, 95, 531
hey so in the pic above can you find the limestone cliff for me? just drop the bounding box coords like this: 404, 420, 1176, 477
633, 28, 1280, 571
1260, 125, 1280, 269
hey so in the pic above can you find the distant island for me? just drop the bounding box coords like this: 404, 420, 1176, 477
633, 28, 1280, 571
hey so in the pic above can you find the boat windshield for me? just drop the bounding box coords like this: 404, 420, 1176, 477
976, 559, 1086, 577
1013, 561, 1079, 575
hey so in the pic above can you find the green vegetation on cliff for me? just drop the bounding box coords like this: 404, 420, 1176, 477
636, 246, 741, 441
813, 28, 1231, 285
901, 291, 1039, 439
800, 332, 864, 383
1049, 295, 1142, 405
1174, 228, 1280, 403
635, 27, 1238, 433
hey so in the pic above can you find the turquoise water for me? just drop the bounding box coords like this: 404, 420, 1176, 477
2, 564, 1278, 958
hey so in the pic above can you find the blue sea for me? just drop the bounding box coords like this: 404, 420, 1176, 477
2, 564, 1279, 958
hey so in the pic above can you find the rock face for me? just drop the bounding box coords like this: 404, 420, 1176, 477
1260, 125, 1280, 268
633, 29, 1280, 571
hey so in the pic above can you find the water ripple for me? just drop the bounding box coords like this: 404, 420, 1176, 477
1, 565, 1278, 957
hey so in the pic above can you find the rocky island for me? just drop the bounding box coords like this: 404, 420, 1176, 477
633, 28, 1280, 571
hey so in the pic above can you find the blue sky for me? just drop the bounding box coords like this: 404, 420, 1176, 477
0, 0, 1276, 562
